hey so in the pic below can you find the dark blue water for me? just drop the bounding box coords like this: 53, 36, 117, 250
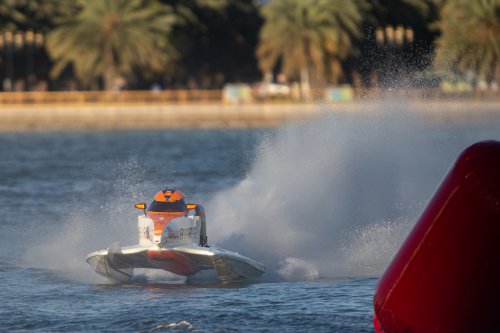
1, 108, 499, 332
2, 266, 375, 332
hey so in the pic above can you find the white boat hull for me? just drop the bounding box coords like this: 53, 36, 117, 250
87, 211, 265, 283
87, 243, 265, 283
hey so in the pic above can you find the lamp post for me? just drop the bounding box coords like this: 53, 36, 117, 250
0, 31, 44, 91
374, 25, 414, 88
25, 30, 34, 90
375, 25, 414, 47
0, 34, 3, 89
0, 31, 14, 91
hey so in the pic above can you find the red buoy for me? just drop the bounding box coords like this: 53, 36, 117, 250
374, 141, 500, 333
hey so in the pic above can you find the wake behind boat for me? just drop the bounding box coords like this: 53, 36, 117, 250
87, 188, 265, 283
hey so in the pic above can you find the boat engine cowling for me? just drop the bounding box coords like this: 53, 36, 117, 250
195, 205, 208, 246
137, 214, 204, 246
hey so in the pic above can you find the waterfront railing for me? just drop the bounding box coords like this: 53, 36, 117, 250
0, 88, 496, 105
0, 90, 223, 105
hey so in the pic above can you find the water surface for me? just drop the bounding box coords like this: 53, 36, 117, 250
1, 106, 499, 332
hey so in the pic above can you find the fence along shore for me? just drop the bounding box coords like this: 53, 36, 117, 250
0, 89, 498, 131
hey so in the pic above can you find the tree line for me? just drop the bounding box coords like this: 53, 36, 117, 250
0, 0, 498, 91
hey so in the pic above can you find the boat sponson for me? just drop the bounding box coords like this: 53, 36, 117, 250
87, 254, 133, 282
211, 252, 266, 283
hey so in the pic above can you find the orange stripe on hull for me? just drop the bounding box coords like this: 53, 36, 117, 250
147, 250, 199, 276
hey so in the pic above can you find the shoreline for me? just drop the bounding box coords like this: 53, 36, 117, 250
0, 99, 498, 131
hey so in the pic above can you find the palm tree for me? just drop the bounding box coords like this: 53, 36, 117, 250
16, 0, 82, 31
435, 0, 500, 85
0, 0, 25, 31
257, 0, 365, 96
1, 0, 82, 32
47, 0, 177, 90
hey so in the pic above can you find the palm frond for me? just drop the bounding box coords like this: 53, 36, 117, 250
46, 0, 177, 89
257, 0, 365, 83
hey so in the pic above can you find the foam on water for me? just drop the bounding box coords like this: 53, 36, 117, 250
149, 321, 195, 332
277, 258, 319, 281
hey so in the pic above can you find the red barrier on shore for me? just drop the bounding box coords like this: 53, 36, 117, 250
374, 141, 500, 332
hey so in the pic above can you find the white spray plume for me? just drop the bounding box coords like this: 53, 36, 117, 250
23, 160, 151, 283
23, 102, 500, 283
207, 103, 500, 278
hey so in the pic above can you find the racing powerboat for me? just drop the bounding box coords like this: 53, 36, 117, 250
87, 188, 265, 283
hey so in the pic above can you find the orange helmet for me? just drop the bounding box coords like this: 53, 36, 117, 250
153, 189, 185, 203
149, 188, 188, 213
